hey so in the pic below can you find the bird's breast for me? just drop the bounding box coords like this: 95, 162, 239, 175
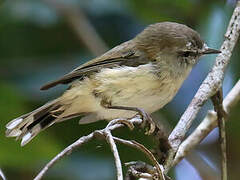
60, 63, 189, 121
93, 63, 185, 115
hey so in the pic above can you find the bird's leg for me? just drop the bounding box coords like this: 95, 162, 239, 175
104, 103, 156, 135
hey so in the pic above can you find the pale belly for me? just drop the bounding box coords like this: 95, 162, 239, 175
60, 63, 188, 122
92, 64, 183, 120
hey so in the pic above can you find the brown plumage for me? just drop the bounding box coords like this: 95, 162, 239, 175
5, 22, 220, 146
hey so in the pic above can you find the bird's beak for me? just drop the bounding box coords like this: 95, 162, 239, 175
202, 48, 221, 54
200, 44, 221, 55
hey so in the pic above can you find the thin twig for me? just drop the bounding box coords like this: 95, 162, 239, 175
211, 90, 228, 180
34, 117, 143, 180
127, 166, 153, 179
113, 137, 164, 180
125, 161, 156, 174
104, 129, 123, 180
173, 80, 240, 167
125, 161, 156, 180
165, 2, 240, 172
34, 133, 94, 180
103, 119, 127, 180
131, 141, 164, 180
223, 80, 240, 113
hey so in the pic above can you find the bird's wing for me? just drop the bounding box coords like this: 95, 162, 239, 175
40, 41, 148, 90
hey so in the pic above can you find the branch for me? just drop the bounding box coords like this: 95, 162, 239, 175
34, 114, 168, 180
104, 121, 124, 180
173, 79, 240, 167
34, 133, 94, 180
223, 80, 240, 113
125, 161, 156, 180
113, 137, 164, 180
165, 1, 240, 172
211, 90, 227, 180
34, 116, 144, 180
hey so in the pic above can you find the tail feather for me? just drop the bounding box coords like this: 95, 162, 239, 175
6, 100, 61, 146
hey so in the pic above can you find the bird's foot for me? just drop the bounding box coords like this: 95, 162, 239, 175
107, 118, 135, 131
135, 108, 156, 135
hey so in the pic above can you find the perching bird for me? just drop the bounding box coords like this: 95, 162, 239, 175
6, 22, 221, 146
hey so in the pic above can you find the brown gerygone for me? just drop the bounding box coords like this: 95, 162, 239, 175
6, 22, 221, 146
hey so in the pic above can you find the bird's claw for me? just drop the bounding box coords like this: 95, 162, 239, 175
136, 108, 156, 135
108, 118, 135, 131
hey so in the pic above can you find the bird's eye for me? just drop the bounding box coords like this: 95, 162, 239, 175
179, 51, 196, 58
182, 51, 191, 57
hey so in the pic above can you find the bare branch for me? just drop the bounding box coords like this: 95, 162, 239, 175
126, 166, 153, 180
125, 161, 156, 180
34, 113, 168, 180
223, 80, 240, 113
173, 80, 240, 167
34, 133, 94, 180
124, 161, 156, 180
165, 1, 240, 172
104, 128, 123, 180
125, 161, 172, 180
113, 137, 164, 180
34, 117, 143, 180
212, 90, 227, 180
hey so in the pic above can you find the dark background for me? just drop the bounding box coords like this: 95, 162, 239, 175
0, 0, 239, 179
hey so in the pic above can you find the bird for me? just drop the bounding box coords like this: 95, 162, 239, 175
5, 22, 221, 146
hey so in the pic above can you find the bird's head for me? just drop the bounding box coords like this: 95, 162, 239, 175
135, 22, 221, 68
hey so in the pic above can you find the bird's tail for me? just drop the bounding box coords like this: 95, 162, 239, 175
5, 99, 63, 146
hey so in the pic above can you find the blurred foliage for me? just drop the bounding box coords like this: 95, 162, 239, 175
0, 0, 239, 180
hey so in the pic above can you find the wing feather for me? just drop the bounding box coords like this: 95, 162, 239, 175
40, 41, 147, 90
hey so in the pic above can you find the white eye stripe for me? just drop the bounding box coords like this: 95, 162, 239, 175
186, 42, 192, 49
